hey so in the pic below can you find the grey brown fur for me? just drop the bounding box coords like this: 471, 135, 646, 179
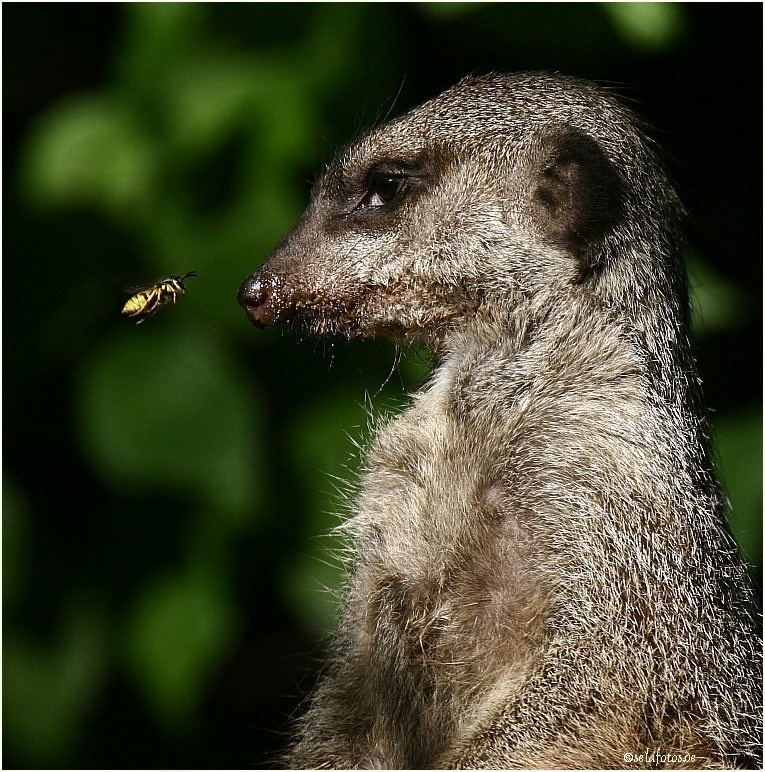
238, 73, 762, 769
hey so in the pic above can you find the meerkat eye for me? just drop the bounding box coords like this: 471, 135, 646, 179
356, 171, 407, 211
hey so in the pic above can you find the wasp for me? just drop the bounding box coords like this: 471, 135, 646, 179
122, 270, 198, 324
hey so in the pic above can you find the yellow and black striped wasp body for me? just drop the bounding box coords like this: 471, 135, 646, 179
122, 271, 198, 324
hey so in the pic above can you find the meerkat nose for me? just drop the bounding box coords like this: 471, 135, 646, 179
238, 270, 293, 328
238, 274, 275, 328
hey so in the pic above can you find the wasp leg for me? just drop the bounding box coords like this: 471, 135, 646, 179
134, 290, 162, 324
136, 307, 157, 325
139, 292, 159, 314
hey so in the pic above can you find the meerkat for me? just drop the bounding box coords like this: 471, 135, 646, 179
238, 73, 762, 769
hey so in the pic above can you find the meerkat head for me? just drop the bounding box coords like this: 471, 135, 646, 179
238, 72, 680, 344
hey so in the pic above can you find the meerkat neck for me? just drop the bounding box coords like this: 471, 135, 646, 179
434, 283, 697, 424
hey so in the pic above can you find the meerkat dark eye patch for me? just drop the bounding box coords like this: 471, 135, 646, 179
531, 127, 624, 277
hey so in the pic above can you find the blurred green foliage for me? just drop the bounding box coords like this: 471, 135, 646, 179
4, 3, 761, 768
603, 3, 686, 51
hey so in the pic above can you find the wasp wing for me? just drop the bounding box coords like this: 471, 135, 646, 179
124, 283, 154, 294
125, 271, 196, 292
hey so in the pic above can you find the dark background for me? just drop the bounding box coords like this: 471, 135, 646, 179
3, 4, 762, 768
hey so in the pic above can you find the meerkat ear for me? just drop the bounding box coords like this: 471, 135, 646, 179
530, 127, 624, 279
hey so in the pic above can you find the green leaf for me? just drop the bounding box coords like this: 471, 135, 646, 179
77, 325, 262, 521
123, 566, 240, 732
159, 55, 265, 156
603, 2, 686, 52
116, 3, 210, 93
23, 95, 158, 218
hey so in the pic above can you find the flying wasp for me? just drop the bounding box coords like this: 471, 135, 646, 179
122, 271, 198, 324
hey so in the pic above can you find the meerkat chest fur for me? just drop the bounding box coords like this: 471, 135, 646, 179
348, 300, 646, 749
